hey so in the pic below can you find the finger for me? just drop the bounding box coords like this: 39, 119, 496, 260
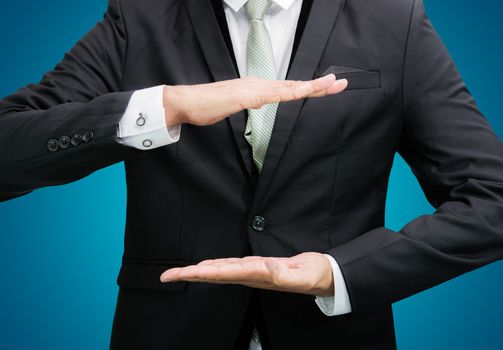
197, 256, 264, 266
160, 267, 183, 282
180, 265, 220, 280
201, 256, 265, 268
163, 257, 267, 282
292, 74, 337, 98
161, 264, 229, 282
307, 78, 348, 98
327, 78, 348, 93
165, 259, 271, 283
256, 74, 335, 106
186, 258, 286, 285
282, 80, 303, 87
197, 258, 240, 266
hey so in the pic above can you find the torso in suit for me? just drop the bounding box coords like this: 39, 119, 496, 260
1, 0, 502, 349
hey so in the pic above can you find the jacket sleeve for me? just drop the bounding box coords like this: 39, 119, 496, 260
0, 0, 141, 201
328, 0, 503, 312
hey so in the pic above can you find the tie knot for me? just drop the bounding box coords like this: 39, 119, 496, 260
245, 0, 272, 21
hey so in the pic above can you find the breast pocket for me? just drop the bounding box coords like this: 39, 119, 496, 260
295, 64, 390, 155
317, 65, 381, 90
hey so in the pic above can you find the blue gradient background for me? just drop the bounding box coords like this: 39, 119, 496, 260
0, 0, 502, 349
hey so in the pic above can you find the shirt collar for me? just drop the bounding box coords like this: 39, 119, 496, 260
223, 0, 298, 13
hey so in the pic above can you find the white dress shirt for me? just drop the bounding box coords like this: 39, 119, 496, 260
116, 1, 352, 341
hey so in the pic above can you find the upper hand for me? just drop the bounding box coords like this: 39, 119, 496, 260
160, 252, 335, 296
163, 74, 347, 127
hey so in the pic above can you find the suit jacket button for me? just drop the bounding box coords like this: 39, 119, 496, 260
58, 136, 70, 149
251, 216, 266, 232
71, 133, 83, 146
82, 131, 94, 143
47, 139, 59, 152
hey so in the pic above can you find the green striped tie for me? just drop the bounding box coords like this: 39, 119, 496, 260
244, 0, 278, 172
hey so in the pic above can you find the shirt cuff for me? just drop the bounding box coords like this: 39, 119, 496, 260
117, 85, 181, 150
314, 254, 352, 316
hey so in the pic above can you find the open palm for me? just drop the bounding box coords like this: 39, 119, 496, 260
160, 252, 334, 296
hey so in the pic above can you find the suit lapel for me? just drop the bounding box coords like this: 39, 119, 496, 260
184, 0, 257, 186
184, 0, 344, 198
253, 0, 344, 207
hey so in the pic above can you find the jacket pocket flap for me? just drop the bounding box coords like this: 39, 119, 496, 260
117, 261, 189, 292
319, 65, 381, 90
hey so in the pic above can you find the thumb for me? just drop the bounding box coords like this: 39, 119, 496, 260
264, 258, 288, 286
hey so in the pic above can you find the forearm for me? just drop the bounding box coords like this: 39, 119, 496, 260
0, 0, 132, 200
0, 91, 140, 200
327, 0, 503, 312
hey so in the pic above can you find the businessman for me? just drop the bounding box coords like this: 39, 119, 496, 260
1, 0, 503, 349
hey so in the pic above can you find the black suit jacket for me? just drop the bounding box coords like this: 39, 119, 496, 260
1, 0, 503, 349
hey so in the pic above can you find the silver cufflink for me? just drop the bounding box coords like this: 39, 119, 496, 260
143, 139, 152, 148
136, 113, 146, 126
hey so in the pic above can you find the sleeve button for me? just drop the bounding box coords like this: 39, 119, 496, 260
82, 131, 94, 143
71, 133, 83, 146
47, 139, 59, 152
58, 136, 70, 149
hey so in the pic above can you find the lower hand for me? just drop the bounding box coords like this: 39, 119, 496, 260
163, 74, 347, 127
160, 252, 334, 296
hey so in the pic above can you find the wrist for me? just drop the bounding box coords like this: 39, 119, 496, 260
163, 85, 184, 127
314, 254, 335, 296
